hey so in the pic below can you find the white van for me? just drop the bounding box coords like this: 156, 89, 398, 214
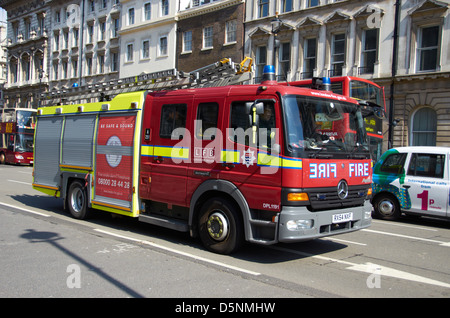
372, 146, 450, 220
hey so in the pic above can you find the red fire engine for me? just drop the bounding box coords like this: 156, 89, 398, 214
33, 60, 373, 254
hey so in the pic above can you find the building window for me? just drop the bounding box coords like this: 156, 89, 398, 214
159, 36, 168, 56
111, 52, 119, 72
88, 24, 94, 43
258, 0, 269, 18
89, 0, 95, 12
303, 38, 316, 79
55, 11, 61, 23
86, 56, 93, 75
411, 107, 437, 146
112, 18, 120, 38
183, 31, 192, 53
99, 21, 106, 41
63, 31, 69, 49
144, 2, 151, 20
73, 28, 79, 46
142, 40, 150, 59
98, 55, 105, 73
307, 0, 319, 8
281, 0, 293, 13
278, 42, 290, 81
225, 20, 236, 44
255, 46, 267, 82
54, 33, 60, 51
161, 0, 169, 16
71, 59, 77, 77
126, 43, 134, 62
331, 33, 345, 76
360, 28, 378, 74
417, 25, 440, 72
203, 26, 213, 49
128, 8, 135, 25
52, 62, 58, 80
62, 61, 68, 79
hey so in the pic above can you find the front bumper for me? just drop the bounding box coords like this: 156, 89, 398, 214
278, 201, 372, 243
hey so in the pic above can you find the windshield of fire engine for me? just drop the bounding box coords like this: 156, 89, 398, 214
284, 95, 369, 158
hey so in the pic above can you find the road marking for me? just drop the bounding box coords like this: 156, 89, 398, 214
93, 229, 261, 276
8, 179, 32, 186
324, 237, 367, 246
0, 202, 50, 217
362, 229, 450, 247
371, 219, 438, 231
269, 246, 450, 289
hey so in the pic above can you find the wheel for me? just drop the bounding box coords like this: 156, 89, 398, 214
372, 194, 401, 220
0, 153, 5, 164
198, 197, 243, 254
67, 180, 91, 219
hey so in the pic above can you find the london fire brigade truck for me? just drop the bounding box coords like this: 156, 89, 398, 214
33, 59, 373, 254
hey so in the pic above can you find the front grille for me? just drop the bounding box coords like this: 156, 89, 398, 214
308, 185, 368, 211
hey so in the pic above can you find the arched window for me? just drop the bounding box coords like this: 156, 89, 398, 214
411, 107, 436, 146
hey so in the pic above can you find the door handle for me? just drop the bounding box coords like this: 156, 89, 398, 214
154, 156, 164, 163
221, 163, 235, 170
402, 185, 410, 189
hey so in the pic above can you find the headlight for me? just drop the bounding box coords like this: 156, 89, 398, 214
15, 154, 24, 159
286, 219, 314, 231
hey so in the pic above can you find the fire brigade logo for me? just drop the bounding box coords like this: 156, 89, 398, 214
106, 135, 122, 168
241, 149, 256, 168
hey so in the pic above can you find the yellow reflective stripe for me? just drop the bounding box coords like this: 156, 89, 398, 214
220, 150, 240, 163
257, 152, 280, 167
141, 145, 154, 156
281, 157, 302, 169
141, 145, 189, 160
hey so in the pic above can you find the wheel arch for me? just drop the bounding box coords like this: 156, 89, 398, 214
188, 179, 250, 241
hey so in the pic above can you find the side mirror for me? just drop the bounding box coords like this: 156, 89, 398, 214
245, 101, 264, 126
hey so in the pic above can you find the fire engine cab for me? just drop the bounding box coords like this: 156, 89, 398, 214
33, 62, 373, 254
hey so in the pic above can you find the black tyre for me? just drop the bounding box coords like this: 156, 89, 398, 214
67, 180, 91, 219
372, 194, 401, 220
198, 197, 243, 254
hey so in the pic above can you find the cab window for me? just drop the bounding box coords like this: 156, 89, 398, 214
196, 102, 218, 140
379, 153, 407, 174
407, 153, 445, 179
229, 100, 275, 149
159, 104, 187, 139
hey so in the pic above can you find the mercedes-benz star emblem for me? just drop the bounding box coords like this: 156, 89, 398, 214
337, 180, 349, 200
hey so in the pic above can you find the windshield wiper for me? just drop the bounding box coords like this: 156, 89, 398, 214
347, 143, 369, 159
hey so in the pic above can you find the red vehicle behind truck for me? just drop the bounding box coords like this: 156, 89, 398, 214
33, 64, 373, 254
0, 108, 36, 165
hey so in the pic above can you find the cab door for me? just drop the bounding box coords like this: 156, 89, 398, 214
146, 96, 193, 207
219, 94, 282, 212
403, 151, 448, 218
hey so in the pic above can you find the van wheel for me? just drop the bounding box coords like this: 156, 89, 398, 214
373, 194, 400, 220
198, 198, 243, 254
68, 180, 91, 220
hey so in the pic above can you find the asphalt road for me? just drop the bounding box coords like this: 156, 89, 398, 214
0, 164, 449, 300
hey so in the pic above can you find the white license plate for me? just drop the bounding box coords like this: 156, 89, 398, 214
332, 212, 353, 224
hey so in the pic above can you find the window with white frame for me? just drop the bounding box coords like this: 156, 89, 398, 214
111, 52, 119, 72
52, 62, 58, 80
203, 26, 213, 49
258, 0, 269, 18
72, 59, 78, 78
142, 39, 150, 59
307, 0, 319, 8
303, 38, 316, 78
128, 8, 135, 25
183, 31, 192, 53
88, 24, 94, 43
62, 61, 68, 79
411, 107, 437, 146
86, 56, 93, 75
225, 20, 236, 44
161, 0, 169, 16
159, 36, 168, 56
417, 25, 440, 72
99, 21, 106, 41
144, 2, 151, 20
360, 28, 378, 74
112, 18, 120, 38
255, 46, 267, 82
282, 0, 293, 13
98, 55, 105, 73
73, 28, 79, 47
278, 42, 291, 81
54, 32, 60, 50
331, 33, 345, 76
126, 43, 134, 62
